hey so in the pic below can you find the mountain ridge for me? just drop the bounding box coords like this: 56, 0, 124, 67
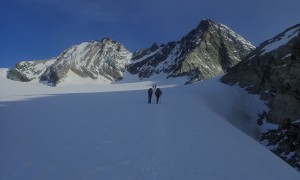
6, 19, 254, 85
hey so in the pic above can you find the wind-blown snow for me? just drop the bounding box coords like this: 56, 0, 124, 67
0, 69, 299, 180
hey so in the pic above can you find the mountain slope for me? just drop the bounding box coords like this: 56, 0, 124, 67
0, 73, 299, 179
127, 19, 254, 84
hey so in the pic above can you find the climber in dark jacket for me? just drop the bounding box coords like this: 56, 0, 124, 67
155, 88, 162, 104
148, 88, 153, 103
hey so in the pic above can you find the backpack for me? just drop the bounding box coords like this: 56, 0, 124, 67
155, 88, 162, 96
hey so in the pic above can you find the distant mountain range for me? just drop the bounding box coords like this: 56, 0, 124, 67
6, 19, 254, 85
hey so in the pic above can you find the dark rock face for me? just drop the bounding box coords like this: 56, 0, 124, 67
127, 19, 255, 84
222, 24, 300, 123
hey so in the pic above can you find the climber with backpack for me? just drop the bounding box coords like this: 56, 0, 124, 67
155, 88, 162, 104
147, 88, 153, 104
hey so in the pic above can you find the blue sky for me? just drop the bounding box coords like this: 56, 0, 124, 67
0, 0, 299, 68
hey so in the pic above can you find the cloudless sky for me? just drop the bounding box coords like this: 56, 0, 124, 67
0, 0, 299, 68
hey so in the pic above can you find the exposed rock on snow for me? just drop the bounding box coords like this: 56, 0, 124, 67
261, 120, 300, 170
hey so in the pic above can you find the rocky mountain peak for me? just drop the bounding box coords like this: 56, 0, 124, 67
150, 43, 159, 51
98, 37, 123, 47
127, 19, 254, 83
7, 37, 132, 85
179, 19, 215, 44
197, 19, 215, 30
99, 37, 114, 43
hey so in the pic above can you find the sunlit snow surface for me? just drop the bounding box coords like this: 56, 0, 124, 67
0, 68, 299, 180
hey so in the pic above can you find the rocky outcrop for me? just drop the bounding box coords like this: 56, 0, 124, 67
222, 23, 300, 123
261, 120, 300, 170
128, 19, 255, 84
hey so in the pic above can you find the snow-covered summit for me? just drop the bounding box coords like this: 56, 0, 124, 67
7, 38, 132, 86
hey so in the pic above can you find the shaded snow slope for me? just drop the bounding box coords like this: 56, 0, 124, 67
0, 73, 299, 179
